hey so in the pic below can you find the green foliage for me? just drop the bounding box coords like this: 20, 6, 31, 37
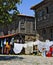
0, 0, 21, 23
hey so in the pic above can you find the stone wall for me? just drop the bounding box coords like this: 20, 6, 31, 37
35, 0, 53, 40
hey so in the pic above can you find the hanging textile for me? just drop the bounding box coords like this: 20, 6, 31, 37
4, 38, 6, 45
13, 43, 23, 54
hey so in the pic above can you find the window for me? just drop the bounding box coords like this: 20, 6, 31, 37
21, 21, 25, 25
20, 20, 25, 31
44, 16, 46, 19
46, 7, 49, 14
42, 28, 46, 34
33, 22, 35, 31
37, 10, 45, 21
39, 11, 42, 17
20, 20, 25, 28
20, 28, 25, 30
39, 10, 45, 17
21, 21, 24, 24
50, 29, 53, 39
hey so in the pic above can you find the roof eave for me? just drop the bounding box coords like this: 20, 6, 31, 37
30, 1, 44, 10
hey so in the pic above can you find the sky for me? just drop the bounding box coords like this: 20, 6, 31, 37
17, 0, 43, 16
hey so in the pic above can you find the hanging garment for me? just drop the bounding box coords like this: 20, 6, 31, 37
6, 42, 9, 48
10, 38, 14, 48
24, 42, 33, 54
0, 40, 3, 48
4, 38, 6, 45
23, 44, 27, 48
13, 43, 23, 54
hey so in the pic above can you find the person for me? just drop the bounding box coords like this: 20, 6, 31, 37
5, 42, 10, 54
46, 51, 52, 57
50, 45, 53, 57
0, 39, 2, 54
9, 38, 14, 54
42, 48, 46, 57
52, 45, 53, 57
33, 45, 38, 55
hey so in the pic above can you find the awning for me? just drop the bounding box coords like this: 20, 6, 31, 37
0, 33, 18, 39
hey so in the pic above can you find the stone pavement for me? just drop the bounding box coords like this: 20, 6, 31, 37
0, 55, 53, 65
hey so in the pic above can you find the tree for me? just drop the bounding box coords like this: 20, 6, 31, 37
0, 0, 21, 35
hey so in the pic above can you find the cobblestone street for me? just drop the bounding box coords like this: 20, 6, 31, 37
0, 55, 53, 65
